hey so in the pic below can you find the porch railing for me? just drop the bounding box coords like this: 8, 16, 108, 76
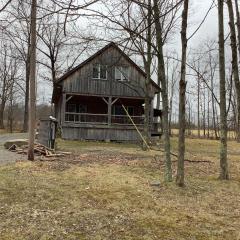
65, 112, 144, 125
65, 112, 108, 124
111, 115, 144, 125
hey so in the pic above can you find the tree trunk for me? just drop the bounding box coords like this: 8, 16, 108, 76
226, 0, 240, 142
8, 91, 13, 134
218, 0, 229, 180
28, 0, 37, 161
197, 72, 200, 138
153, 0, 172, 181
207, 88, 210, 138
142, 0, 152, 150
176, 0, 189, 187
0, 102, 5, 129
203, 88, 206, 138
234, 0, 240, 60
23, 49, 30, 132
209, 55, 218, 139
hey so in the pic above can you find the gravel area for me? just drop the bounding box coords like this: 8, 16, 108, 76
0, 133, 28, 165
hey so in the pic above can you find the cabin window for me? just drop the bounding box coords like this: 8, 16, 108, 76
66, 103, 87, 113
115, 66, 129, 81
113, 105, 134, 116
92, 64, 107, 80
65, 103, 87, 122
66, 104, 76, 113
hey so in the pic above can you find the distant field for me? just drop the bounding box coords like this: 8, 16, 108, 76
0, 137, 239, 239
171, 128, 237, 140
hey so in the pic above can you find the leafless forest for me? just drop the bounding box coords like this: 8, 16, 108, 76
0, 0, 240, 185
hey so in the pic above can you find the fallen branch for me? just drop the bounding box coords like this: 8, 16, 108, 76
152, 147, 212, 163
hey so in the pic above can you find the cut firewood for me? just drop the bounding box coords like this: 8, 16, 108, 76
7, 141, 71, 158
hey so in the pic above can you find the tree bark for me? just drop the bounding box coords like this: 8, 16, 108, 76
153, 0, 172, 181
176, 0, 189, 187
203, 88, 206, 138
23, 47, 30, 133
209, 54, 218, 139
234, 0, 240, 60
226, 0, 240, 142
197, 72, 200, 138
28, 0, 37, 161
142, 0, 152, 150
0, 102, 5, 129
218, 0, 229, 180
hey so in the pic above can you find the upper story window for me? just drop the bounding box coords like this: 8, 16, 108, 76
92, 64, 107, 80
115, 66, 129, 81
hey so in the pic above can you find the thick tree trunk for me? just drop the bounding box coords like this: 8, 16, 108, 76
0, 103, 5, 129
153, 0, 172, 181
234, 0, 240, 60
142, 0, 152, 150
8, 93, 13, 133
28, 0, 37, 161
218, 0, 229, 180
227, 0, 240, 142
23, 51, 30, 132
176, 0, 189, 187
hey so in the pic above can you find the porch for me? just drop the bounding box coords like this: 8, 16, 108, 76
62, 94, 147, 125
58, 94, 160, 141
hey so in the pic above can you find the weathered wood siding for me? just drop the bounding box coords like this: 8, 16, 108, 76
62, 124, 142, 141
61, 46, 155, 98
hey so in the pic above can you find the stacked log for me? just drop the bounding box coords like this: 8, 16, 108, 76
7, 142, 71, 158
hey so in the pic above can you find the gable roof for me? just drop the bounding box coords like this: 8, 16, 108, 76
56, 42, 160, 91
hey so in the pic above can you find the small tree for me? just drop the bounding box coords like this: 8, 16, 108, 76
176, 0, 189, 187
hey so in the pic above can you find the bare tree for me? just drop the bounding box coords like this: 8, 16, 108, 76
28, 0, 37, 161
226, 0, 240, 142
0, 45, 17, 129
153, 0, 173, 181
176, 0, 189, 187
218, 0, 229, 180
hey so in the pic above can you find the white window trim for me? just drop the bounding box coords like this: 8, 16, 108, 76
92, 64, 107, 80
115, 66, 129, 82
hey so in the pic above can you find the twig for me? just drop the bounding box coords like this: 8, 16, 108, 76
151, 147, 212, 163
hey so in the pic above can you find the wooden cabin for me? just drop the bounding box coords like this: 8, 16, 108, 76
52, 42, 161, 141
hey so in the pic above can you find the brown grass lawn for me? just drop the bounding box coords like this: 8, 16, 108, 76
0, 137, 240, 239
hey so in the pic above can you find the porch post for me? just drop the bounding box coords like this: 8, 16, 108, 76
106, 96, 112, 142
61, 93, 66, 125
108, 96, 112, 125
150, 99, 154, 130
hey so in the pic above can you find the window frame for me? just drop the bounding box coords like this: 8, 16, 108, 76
115, 66, 129, 82
92, 63, 108, 80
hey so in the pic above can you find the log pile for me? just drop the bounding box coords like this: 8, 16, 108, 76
8, 143, 71, 158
